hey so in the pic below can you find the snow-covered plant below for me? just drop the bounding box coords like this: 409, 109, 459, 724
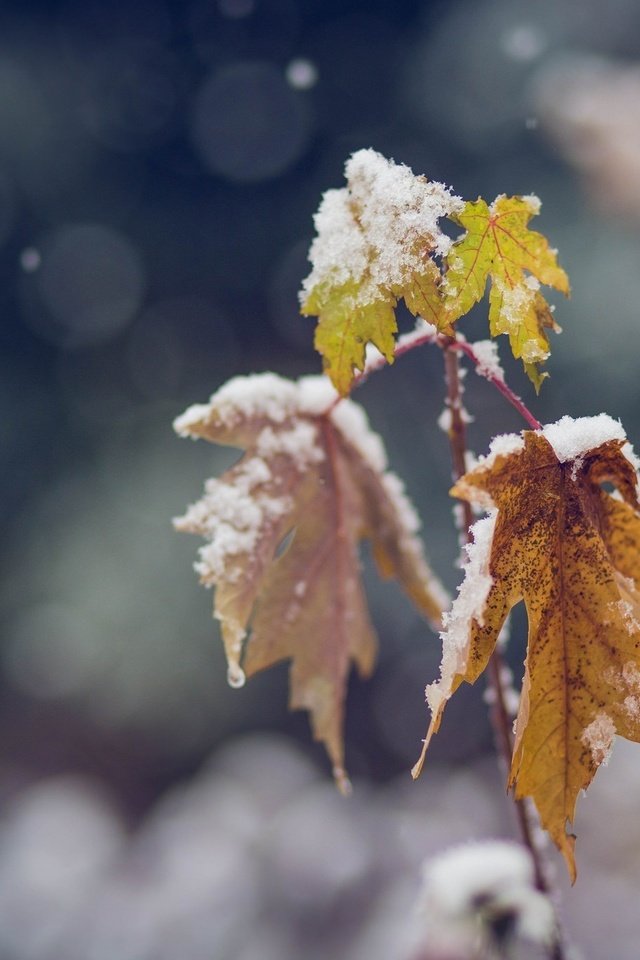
174, 149, 640, 959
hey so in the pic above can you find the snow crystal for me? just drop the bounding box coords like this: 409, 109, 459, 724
615, 599, 640, 634
521, 193, 542, 214
472, 432, 525, 485
256, 422, 324, 468
426, 513, 496, 718
420, 841, 554, 947
622, 661, 640, 689
541, 413, 625, 464
396, 317, 439, 352
176, 373, 302, 433
581, 712, 616, 766
296, 374, 338, 414
301, 149, 463, 305
491, 277, 545, 348
363, 342, 387, 375
330, 399, 388, 473
173, 402, 213, 438
438, 404, 472, 434
472, 339, 504, 381
624, 695, 640, 720
190, 486, 291, 584
437, 408, 452, 433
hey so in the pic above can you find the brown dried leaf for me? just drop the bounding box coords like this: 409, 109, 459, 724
174, 373, 446, 787
413, 416, 640, 880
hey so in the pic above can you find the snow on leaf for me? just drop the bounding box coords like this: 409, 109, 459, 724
301, 149, 462, 395
442, 196, 569, 386
413, 415, 640, 881
174, 373, 446, 784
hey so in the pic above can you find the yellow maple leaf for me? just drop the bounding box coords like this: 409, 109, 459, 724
443, 196, 569, 386
306, 279, 398, 397
174, 373, 446, 787
413, 416, 640, 881
301, 150, 462, 395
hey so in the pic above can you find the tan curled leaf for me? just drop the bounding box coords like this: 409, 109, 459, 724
174, 372, 446, 787
413, 415, 640, 881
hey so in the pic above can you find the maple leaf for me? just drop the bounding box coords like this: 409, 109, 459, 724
413, 415, 640, 880
301, 149, 462, 395
174, 373, 446, 788
442, 196, 569, 387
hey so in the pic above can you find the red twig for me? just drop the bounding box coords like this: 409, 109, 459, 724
441, 343, 565, 960
328, 325, 542, 433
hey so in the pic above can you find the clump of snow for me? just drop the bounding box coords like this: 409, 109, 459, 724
541, 413, 626, 464
419, 840, 554, 950
472, 339, 504, 381
437, 405, 472, 434
175, 371, 443, 611
490, 278, 548, 364
615, 599, 640, 634
426, 513, 496, 718
296, 374, 338, 413
175, 373, 302, 434
581, 712, 616, 766
622, 661, 640, 689
256, 422, 324, 467
486, 432, 526, 459
301, 149, 462, 305
330, 398, 388, 473
624, 695, 640, 720
396, 317, 439, 352
176, 470, 291, 585
521, 193, 542, 214
468, 433, 525, 495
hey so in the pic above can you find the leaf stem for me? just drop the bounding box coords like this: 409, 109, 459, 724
441, 343, 566, 960
338, 326, 542, 432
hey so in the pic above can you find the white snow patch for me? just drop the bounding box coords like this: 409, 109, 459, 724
396, 317, 439, 352
622, 661, 640, 689
173, 403, 213, 438
301, 149, 462, 305
521, 193, 542, 214
615, 599, 640, 634
420, 841, 554, 947
330, 399, 387, 473
541, 414, 625, 464
624, 695, 640, 720
472, 339, 504, 380
426, 513, 496, 717
176, 469, 291, 585
581, 712, 616, 766
256, 421, 324, 468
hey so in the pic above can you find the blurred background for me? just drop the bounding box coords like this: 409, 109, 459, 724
1, 0, 640, 956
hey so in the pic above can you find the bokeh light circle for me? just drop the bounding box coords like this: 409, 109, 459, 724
190, 61, 312, 182
33, 223, 145, 346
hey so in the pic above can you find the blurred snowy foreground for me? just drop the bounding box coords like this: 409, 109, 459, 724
1, 734, 640, 959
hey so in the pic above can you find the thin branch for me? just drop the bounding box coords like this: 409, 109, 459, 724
451, 339, 542, 431
441, 343, 566, 960
330, 324, 542, 432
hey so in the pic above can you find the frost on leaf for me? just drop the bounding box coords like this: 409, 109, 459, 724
174, 373, 446, 785
301, 149, 462, 395
413, 415, 640, 881
442, 196, 569, 388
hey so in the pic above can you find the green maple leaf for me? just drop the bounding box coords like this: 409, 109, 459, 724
442, 195, 569, 386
